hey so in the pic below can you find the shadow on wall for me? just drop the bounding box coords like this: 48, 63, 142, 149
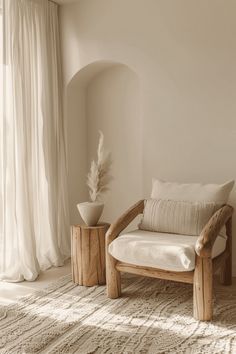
66, 61, 143, 225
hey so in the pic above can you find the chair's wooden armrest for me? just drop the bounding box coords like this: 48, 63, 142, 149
106, 200, 145, 245
195, 204, 233, 257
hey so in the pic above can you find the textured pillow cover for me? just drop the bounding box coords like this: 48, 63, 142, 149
148, 179, 234, 237
139, 199, 219, 236
151, 179, 234, 204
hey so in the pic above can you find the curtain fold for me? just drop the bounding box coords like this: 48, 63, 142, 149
0, 0, 70, 282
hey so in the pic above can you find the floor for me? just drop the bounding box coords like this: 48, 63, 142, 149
1, 268, 236, 353
0, 260, 235, 307
0, 259, 71, 306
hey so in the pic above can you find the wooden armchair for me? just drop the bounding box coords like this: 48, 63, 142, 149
106, 200, 233, 321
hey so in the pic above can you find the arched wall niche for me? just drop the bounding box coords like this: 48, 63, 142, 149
66, 60, 143, 225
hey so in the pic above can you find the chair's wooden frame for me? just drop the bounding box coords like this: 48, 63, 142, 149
106, 200, 234, 321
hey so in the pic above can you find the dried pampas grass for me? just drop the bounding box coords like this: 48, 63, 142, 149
87, 131, 113, 202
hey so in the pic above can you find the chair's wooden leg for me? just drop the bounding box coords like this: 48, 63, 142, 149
193, 256, 213, 321
220, 217, 232, 286
106, 251, 121, 299
220, 254, 232, 285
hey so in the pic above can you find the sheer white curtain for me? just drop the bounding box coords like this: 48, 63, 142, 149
0, 0, 70, 282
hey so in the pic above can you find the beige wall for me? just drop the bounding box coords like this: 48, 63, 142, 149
66, 63, 142, 225
66, 83, 87, 224
59, 0, 236, 274
87, 65, 142, 222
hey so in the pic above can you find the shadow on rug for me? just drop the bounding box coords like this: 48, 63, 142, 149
0, 274, 236, 353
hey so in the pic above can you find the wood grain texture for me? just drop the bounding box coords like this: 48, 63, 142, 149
106, 200, 144, 298
106, 247, 121, 298
193, 256, 213, 321
220, 217, 232, 285
116, 262, 194, 284
213, 250, 229, 274
195, 205, 233, 258
71, 223, 109, 286
106, 200, 145, 245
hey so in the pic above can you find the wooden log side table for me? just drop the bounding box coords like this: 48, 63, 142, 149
71, 223, 110, 286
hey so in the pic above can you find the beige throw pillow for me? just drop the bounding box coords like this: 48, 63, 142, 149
151, 179, 234, 204
139, 199, 220, 236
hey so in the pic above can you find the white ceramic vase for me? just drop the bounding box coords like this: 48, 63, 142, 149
77, 201, 104, 226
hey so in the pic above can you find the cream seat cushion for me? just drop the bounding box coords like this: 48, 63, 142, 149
109, 229, 226, 272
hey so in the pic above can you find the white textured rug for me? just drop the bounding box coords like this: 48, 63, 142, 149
0, 274, 236, 354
